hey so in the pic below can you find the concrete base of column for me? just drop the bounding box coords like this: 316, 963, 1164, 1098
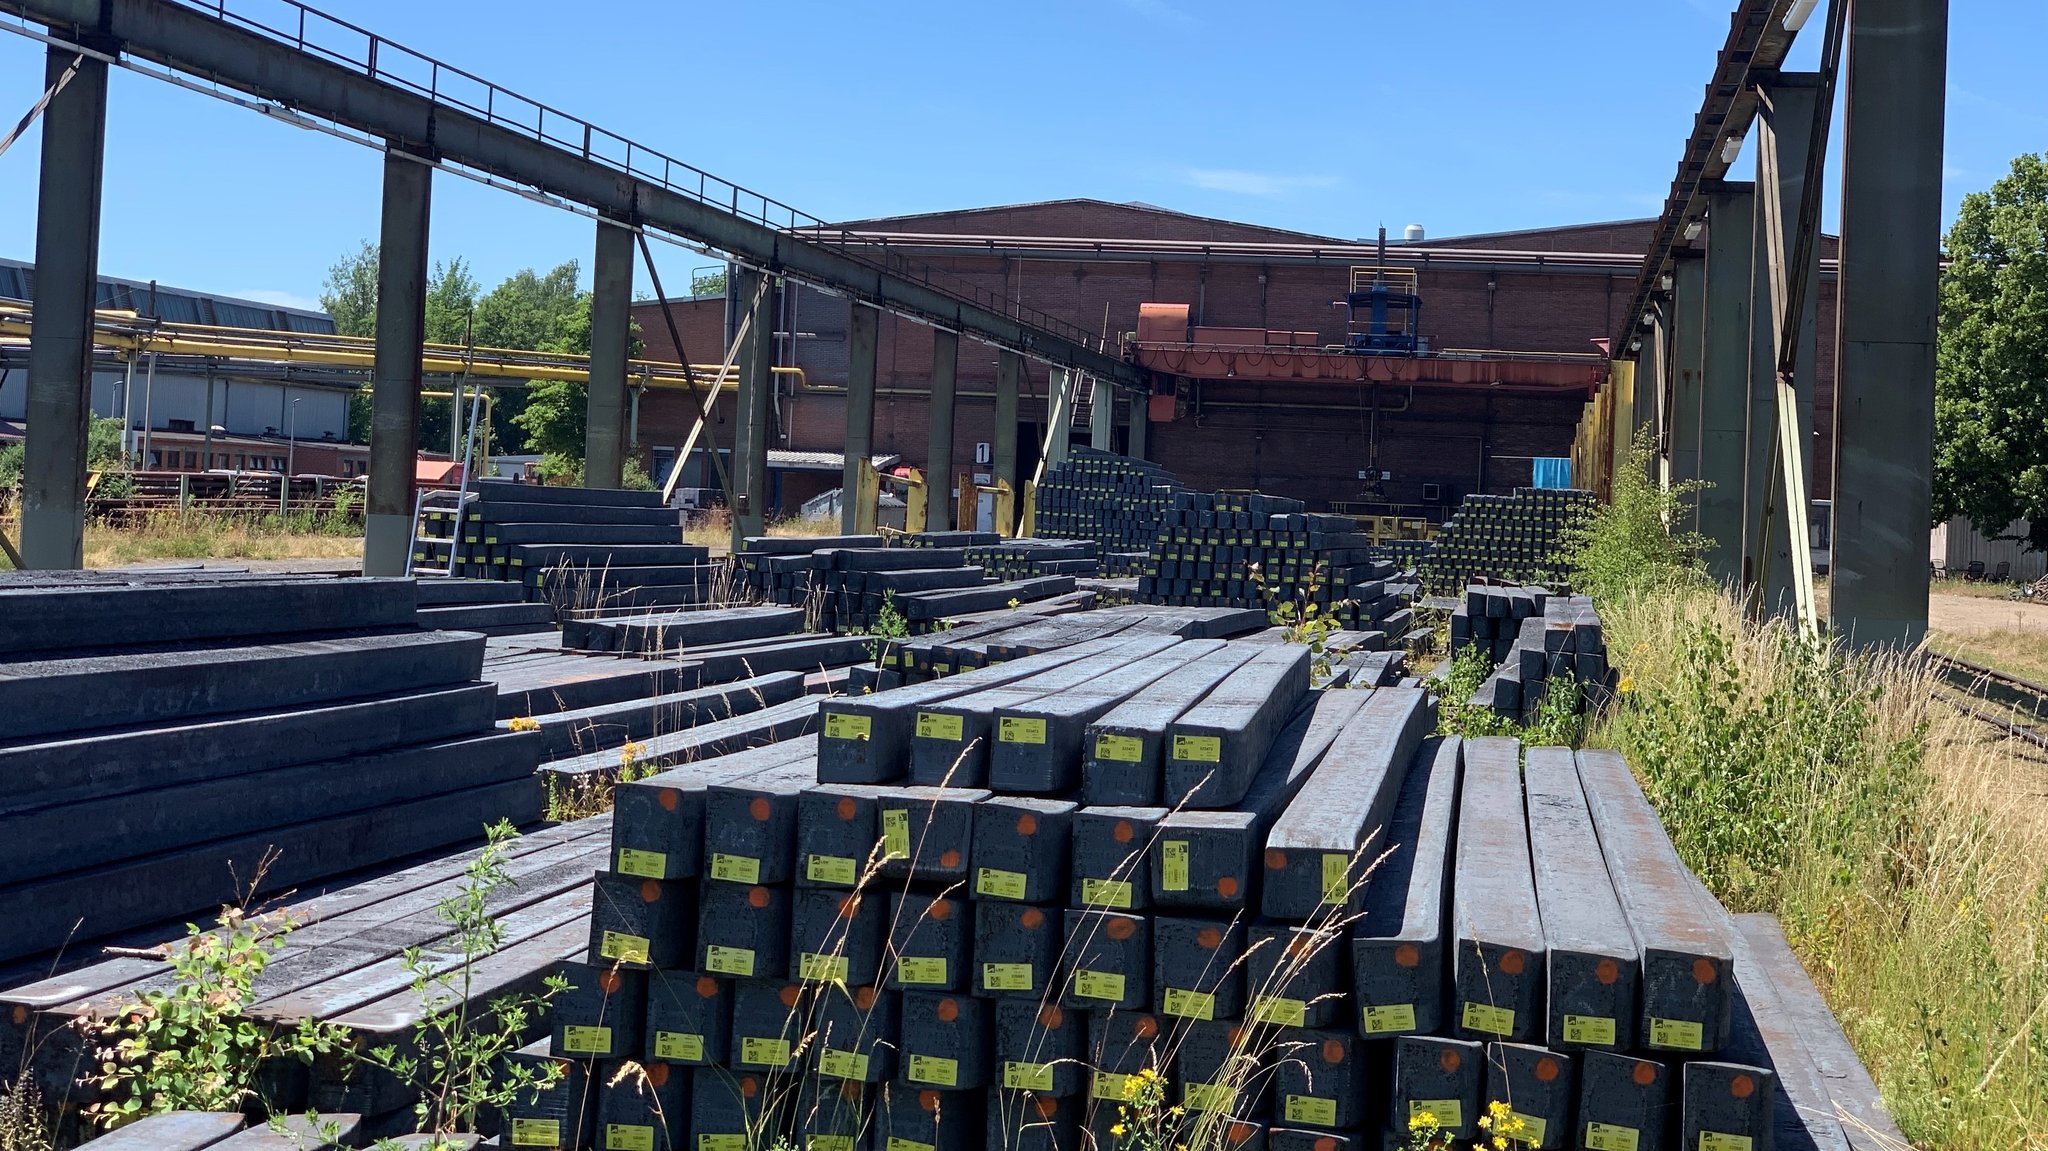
363, 512, 414, 577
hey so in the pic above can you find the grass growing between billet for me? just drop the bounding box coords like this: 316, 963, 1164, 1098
1566, 443, 2048, 1147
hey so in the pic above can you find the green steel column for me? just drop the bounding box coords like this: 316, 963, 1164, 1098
733, 269, 774, 537
840, 303, 879, 533
1700, 184, 1756, 584
1832, 0, 1947, 648
1748, 77, 1822, 613
584, 218, 634, 489
1129, 389, 1150, 460
926, 329, 959, 531
995, 349, 1021, 528
1637, 313, 1667, 479
20, 46, 108, 570
1666, 254, 1707, 526
364, 149, 432, 577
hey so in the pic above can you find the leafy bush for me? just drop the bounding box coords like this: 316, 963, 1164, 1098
1555, 427, 1710, 604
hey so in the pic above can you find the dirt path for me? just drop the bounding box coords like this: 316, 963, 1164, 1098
1928, 590, 2048, 637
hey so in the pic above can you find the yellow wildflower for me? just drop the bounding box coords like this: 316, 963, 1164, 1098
1110, 1125, 1126, 1138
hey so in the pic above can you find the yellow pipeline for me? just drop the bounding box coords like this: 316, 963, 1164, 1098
0, 304, 803, 391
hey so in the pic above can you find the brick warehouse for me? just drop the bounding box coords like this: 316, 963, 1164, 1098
629, 199, 1839, 518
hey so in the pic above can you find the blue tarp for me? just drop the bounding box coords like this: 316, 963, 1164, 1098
1531, 458, 1573, 489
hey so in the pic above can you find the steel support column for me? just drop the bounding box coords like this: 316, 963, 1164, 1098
363, 149, 432, 576
20, 45, 108, 570
1636, 313, 1667, 476
839, 303, 879, 533
1666, 255, 1707, 514
1699, 185, 1755, 583
584, 218, 634, 489
1090, 376, 1113, 450
994, 349, 1021, 526
1747, 77, 1822, 612
733, 269, 774, 537
1129, 390, 1149, 460
926, 329, 959, 532
1832, 0, 1947, 647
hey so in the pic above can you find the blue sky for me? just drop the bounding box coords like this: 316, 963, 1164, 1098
0, 0, 2040, 311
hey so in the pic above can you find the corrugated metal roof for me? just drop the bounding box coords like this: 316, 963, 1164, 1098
0, 257, 336, 335
766, 450, 900, 473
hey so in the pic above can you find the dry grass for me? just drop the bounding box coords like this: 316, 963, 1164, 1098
1, 510, 362, 570
1591, 586, 2048, 1149
1928, 627, 2048, 687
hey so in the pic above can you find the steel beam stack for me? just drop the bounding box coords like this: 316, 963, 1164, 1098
413, 481, 710, 614
0, 571, 543, 967
1448, 586, 1616, 723
1032, 447, 1183, 565
1415, 488, 1596, 596
1137, 491, 1414, 636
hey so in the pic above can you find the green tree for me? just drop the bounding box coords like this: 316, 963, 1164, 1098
1935, 152, 2048, 551
476, 261, 585, 454
320, 239, 378, 338
691, 269, 727, 297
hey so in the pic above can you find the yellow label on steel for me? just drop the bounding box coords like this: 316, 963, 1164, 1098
701, 1137, 748, 1151
1184, 1082, 1234, 1113
982, 962, 1035, 992
560, 1025, 612, 1054
1512, 1114, 1549, 1146
807, 854, 858, 886
1162, 987, 1216, 1020
599, 932, 650, 965
1072, 969, 1127, 1002
1253, 996, 1308, 1027
1093, 1072, 1134, 1101
615, 848, 668, 878
709, 853, 761, 884
1564, 1014, 1618, 1046
1586, 1122, 1641, 1151
977, 867, 1028, 900
511, 1118, 561, 1146
1410, 1100, 1463, 1128
998, 716, 1048, 744
1284, 1095, 1338, 1127
1461, 1002, 1516, 1036
881, 809, 910, 859
1649, 1017, 1705, 1051
799, 952, 850, 983
1161, 840, 1190, 891
653, 1031, 703, 1062
740, 1036, 792, 1067
818, 1048, 871, 1080
1363, 1003, 1417, 1034
1081, 879, 1134, 908
705, 945, 756, 977
1173, 734, 1222, 762
915, 711, 963, 741
896, 956, 949, 985
823, 712, 872, 741
1095, 733, 1144, 762
809, 1139, 855, 1151
1321, 853, 1350, 904
1003, 1061, 1055, 1091
605, 1123, 655, 1151
886, 1140, 937, 1151
1698, 1134, 1753, 1151
907, 1054, 958, 1087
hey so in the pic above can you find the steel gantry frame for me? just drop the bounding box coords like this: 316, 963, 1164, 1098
1619, 0, 1947, 648
0, 0, 1151, 570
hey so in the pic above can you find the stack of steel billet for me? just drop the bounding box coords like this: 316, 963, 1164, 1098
0, 815, 611, 1141
1416, 487, 1596, 596
1031, 448, 1183, 553
1137, 491, 1413, 634
1449, 585, 1616, 723
468, 625, 1894, 1151
882, 604, 1270, 683
893, 530, 1001, 549
964, 538, 1101, 581
810, 548, 981, 633
411, 480, 693, 589
415, 576, 560, 636
734, 535, 889, 604
0, 573, 544, 968
563, 605, 806, 654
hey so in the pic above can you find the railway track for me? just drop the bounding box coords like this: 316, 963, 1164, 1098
1924, 649, 2048, 752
